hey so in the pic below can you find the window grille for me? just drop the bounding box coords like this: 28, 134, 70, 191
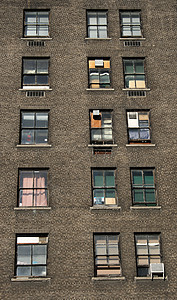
124, 41, 141, 47
26, 91, 45, 97
127, 90, 146, 97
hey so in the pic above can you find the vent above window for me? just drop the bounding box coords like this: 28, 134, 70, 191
127, 90, 146, 97
26, 91, 45, 97
27, 41, 45, 47
124, 41, 141, 47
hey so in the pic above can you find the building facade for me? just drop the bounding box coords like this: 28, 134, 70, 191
0, 0, 176, 299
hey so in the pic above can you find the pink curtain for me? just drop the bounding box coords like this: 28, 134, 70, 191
21, 176, 33, 206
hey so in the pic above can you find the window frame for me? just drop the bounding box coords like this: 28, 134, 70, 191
120, 10, 142, 38
127, 110, 151, 143
135, 233, 162, 277
18, 169, 49, 207
92, 168, 117, 206
88, 58, 111, 89
123, 58, 146, 89
23, 10, 50, 38
90, 110, 113, 145
87, 10, 108, 38
131, 168, 156, 206
93, 233, 121, 277
15, 234, 48, 277
20, 110, 49, 145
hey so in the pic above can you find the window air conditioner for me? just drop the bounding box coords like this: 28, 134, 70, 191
149, 263, 165, 280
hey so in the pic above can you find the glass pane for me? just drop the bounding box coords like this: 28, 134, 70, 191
25, 12, 37, 24
38, 12, 49, 24
108, 244, 118, 255
132, 26, 141, 36
125, 75, 135, 88
136, 235, 148, 244
132, 171, 143, 185
35, 130, 48, 144
108, 235, 118, 244
150, 256, 161, 264
25, 25, 37, 36
36, 75, 48, 85
23, 60, 36, 74
89, 72, 99, 83
98, 26, 107, 38
121, 14, 130, 25
20, 171, 33, 188
124, 61, 133, 74
96, 257, 107, 265
88, 26, 97, 38
122, 26, 131, 36
149, 235, 159, 244
32, 266, 46, 276
93, 189, 104, 204
144, 171, 154, 186
23, 75, 35, 85
16, 266, 31, 276
139, 120, 149, 128
22, 113, 35, 128
134, 189, 144, 203
102, 128, 112, 140
109, 256, 120, 265
137, 245, 148, 255
98, 13, 107, 25
17, 245, 31, 264
149, 245, 160, 255
21, 130, 34, 144
135, 75, 146, 88
137, 256, 149, 266
93, 171, 103, 186
145, 189, 156, 203
105, 171, 115, 187
129, 129, 139, 140
37, 60, 48, 73
34, 171, 47, 188
105, 189, 115, 199
19, 189, 33, 206
95, 235, 106, 244
102, 113, 112, 127
100, 71, 110, 83
132, 14, 140, 25
32, 245, 47, 264
140, 129, 150, 140
137, 267, 149, 276
135, 61, 144, 73
96, 245, 106, 255
36, 113, 48, 128
91, 129, 102, 141
34, 189, 47, 206
87, 12, 97, 25
38, 26, 49, 36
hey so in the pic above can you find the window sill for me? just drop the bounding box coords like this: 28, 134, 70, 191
85, 38, 112, 40
14, 207, 51, 211
130, 206, 161, 210
90, 206, 121, 211
21, 38, 52, 40
126, 144, 155, 147
134, 276, 167, 281
86, 88, 114, 91
16, 144, 52, 148
92, 277, 125, 281
11, 277, 51, 282
88, 144, 117, 148
19, 87, 52, 91
122, 88, 150, 91
119, 37, 146, 41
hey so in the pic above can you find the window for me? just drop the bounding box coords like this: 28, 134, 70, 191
24, 11, 49, 37
90, 110, 113, 144
18, 170, 48, 207
88, 58, 111, 89
87, 11, 108, 38
94, 234, 121, 277
131, 169, 156, 206
16, 235, 48, 277
22, 58, 49, 89
92, 169, 116, 206
123, 59, 146, 89
127, 111, 150, 143
20, 111, 49, 145
120, 11, 142, 37
135, 234, 161, 277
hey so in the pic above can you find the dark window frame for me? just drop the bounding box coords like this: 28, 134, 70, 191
93, 233, 121, 277
127, 110, 151, 143
131, 168, 156, 206
88, 58, 111, 89
20, 110, 49, 145
23, 10, 50, 38
123, 58, 146, 89
120, 10, 142, 38
87, 10, 108, 38
90, 110, 113, 145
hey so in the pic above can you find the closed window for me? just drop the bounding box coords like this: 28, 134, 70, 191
131, 169, 156, 206
94, 234, 121, 277
135, 234, 161, 277
21, 111, 49, 145
123, 59, 146, 89
16, 235, 48, 277
87, 11, 108, 38
18, 170, 48, 207
88, 58, 111, 89
120, 11, 142, 37
92, 169, 116, 206
24, 11, 49, 37
90, 110, 113, 144
127, 111, 150, 143
22, 58, 49, 89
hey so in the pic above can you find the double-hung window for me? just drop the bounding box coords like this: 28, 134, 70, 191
88, 58, 111, 89
92, 169, 116, 206
127, 111, 150, 143
90, 110, 113, 144
87, 11, 108, 38
131, 169, 156, 206
123, 59, 146, 89
23, 58, 49, 89
94, 234, 121, 277
18, 169, 48, 207
24, 11, 49, 37
21, 111, 49, 145
120, 11, 142, 37
135, 234, 161, 277
16, 235, 48, 277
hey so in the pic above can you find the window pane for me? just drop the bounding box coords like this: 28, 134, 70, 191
135, 75, 146, 88
34, 189, 48, 206
24, 60, 36, 74
121, 14, 130, 25
129, 129, 139, 140
32, 245, 47, 264
102, 128, 112, 140
93, 189, 104, 204
108, 256, 120, 265
37, 60, 48, 74
36, 113, 48, 128
17, 245, 31, 264
20, 171, 33, 188
132, 26, 141, 36
134, 189, 144, 202
25, 26, 37, 36
132, 14, 140, 25
105, 171, 115, 187
132, 171, 143, 185
25, 12, 37, 24
93, 171, 103, 186
95, 235, 106, 244
108, 235, 118, 244
35, 130, 48, 144
96, 257, 107, 265
137, 267, 149, 276
98, 26, 107, 38
91, 129, 102, 141
139, 120, 149, 128
135, 61, 144, 73
96, 245, 106, 255
98, 13, 107, 25
32, 266, 46, 276
17, 266, 31, 276
124, 61, 133, 74
140, 129, 150, 140
145, 189, 156, 203
102, 113, 112, 127
149, 245, 160, 255
88, 26, 97, 38
105, 189, 115, 199
38, 12, 49, 24
87, 12, 97, 25
19, 189, 33, 206
89, 72, 99, 83
23, 75, 35, 85
36, 75, 48, 85
137, 245, 148, 255
100, 71, 110, 83
125, 75, 135, 88
22, 113, 35, 128
21, 130, 35, 144
34, 171, 47, 188
122, 26, 131, 36
38, 26, 49, 36
150, 256, 161, 264
144, 171, 154, 186
137, 256, 149, 266
108, 244, 118, 255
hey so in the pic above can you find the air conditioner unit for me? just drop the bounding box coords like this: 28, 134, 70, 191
149, 263, 165, 280
93, 110, 100, 116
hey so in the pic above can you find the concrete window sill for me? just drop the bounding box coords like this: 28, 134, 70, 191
90, 206, 121, 211
119, 38, 146, 41
134, 276, 167, 281
19, 88, 52, 91
85, 38, 112, 40
14, 207, 51, 211
16, 144, 52, 148
86, 88, 114, 91
130, 206, 161, 210
122, 88, 150, 91
11, 277, 51, 282
21, 38, 52, 40
88, 144, 118, 148
92, 277, 125, 281
126, 144, 155, 147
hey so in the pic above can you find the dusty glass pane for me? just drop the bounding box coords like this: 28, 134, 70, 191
135, 61, 144, 73
137, 245, 148, 255
32, 266, 46, 276
95, 235, 106, 244
23, 75, 35, 85
38, 12, 49, 24
105, 171, 115, 187
32, 245, 47, 264
35, 130, 48, 144
23, 60, 36, 74
88, 26, 97, 38
98, 26, 107, 38
25, 12, 36, 24
140, 129, 150, 139
98, 13, 107, 25
93, 189, 104, 204
36, 75, 48, 85
96, 245, 107, 255
125, 75, 135, 88
17, 245, 31, 264
129, 129, 139, 140
145, 189, 155, 202
124, 61, 133, 74
108, 244, 118, 255
144, 171, 154, 186
17, 266, 31, 276
91, 129, 102, 141
121, 14, 130, 24
25, 26, 36, 36
122, 26, 131, 36
34, 189, 47, 206
132, 171, 143, 185
34, 171, 47, 188
100, 71, 110, 83
22, 112, 35, 128
94, 171, 103, 186
36, 113, 48, 128
132, 14, 140, 25
134, 189, 144, 202
21, 129, 34, 144
102, 128, 112, 140
89, 72, 99, 83
38, 26, 49, 36
132, 26, 141, 36
87, 12, 97, 25
37, 60, 48, 73
105, 189, 115, 199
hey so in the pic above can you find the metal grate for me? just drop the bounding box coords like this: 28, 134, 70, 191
26, 91, 45, 97
93, 148, 112, 155
124, 41, 141, 47
127, 90, 146, 97
27, 41, 45, 47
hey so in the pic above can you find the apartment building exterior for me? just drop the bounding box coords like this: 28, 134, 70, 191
0, 0, 176, 299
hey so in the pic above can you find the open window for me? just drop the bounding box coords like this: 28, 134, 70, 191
88, 58, 111, 89
127, 111, 151, 143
